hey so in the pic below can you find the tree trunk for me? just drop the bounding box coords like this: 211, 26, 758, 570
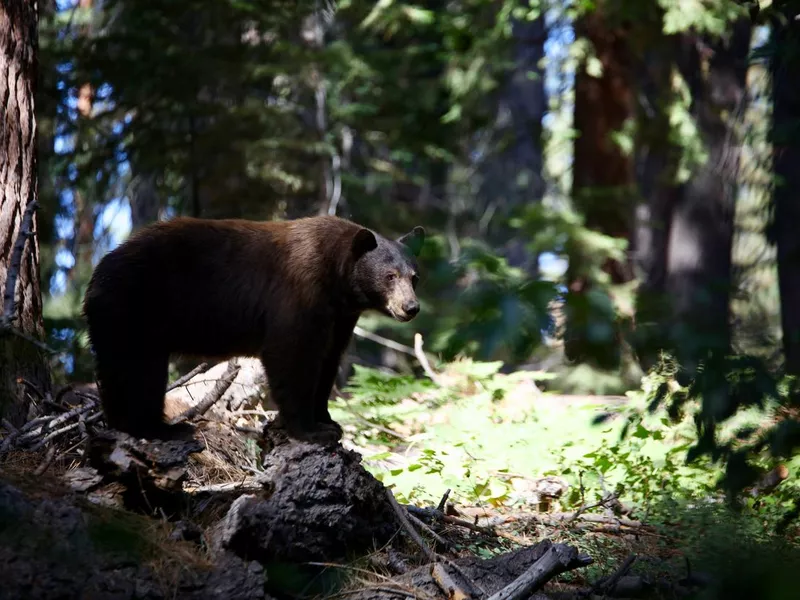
0, 0, 51, 425
564, 4, 635, 369
666, 24, 750, 376
480, 8, 546, 277
129, 173, 161, 231
632, 20, 680, 371
771, 12, 800, 377
634, 22, 751, 376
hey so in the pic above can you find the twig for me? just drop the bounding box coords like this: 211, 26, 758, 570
33, 446, 57, 476
386, 488, 437, 563
353, 326, 417, 356
389, 495, 485, 597
407, 512, 451, 550
593, 554, 636, 595
166, 362, 210, 392
436, 489, 451, 512
414, 333, 444, 386
1, 199, 38, 327
32, 412, 103, 450
487, 541, 593, 600
229, 409, 274, 418
184, 480, 264, 494
171, 359, 240, 424
3, 326, 59, 354
569, 493, 619, 523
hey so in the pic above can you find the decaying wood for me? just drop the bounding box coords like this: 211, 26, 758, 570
432, 562, 472, 600
345, 540, 591, 600
215, 427, 396, 564
171, 358, 241, 425
0, 478, 267, 600
87, 429, 205, 503
487, 543, 593, 600
406, 504, 527, 544
0, 394, 102, 455
592, 554, 636, 595
166, 362, 210, 392
388, 488, 438, 563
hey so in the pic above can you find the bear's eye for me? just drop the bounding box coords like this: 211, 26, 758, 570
386, 273, 397, 283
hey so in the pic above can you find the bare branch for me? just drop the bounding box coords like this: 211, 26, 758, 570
166, 362, 210, 392
414, 333, 444, 386
171, 359, 240, 424
487, 542, 593, 600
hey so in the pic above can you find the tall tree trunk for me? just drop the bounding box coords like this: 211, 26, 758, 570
771, 11, 800, 377
632, 18, 680, 371
634, 22, 751, 377
480, 8, 546, 277
667, 23, 750, 377
564, 4, 635, 369
0, 0, 51, 425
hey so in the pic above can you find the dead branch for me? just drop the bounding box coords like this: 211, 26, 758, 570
405, 505, 527, 545
414, 333, 444, 386
1, 199, 38, 327
33, 446, 57, 476
353, 325, 417, 356
593, 554, 636, 595
171, 358, 240, 424
166, 362, 210, 392
436, 489, 451, 512
32, 412, 103, 450
432, 562, 473, 600
407, 512, 451, 551
387, 489, 437, 563
486, 542, 593, 600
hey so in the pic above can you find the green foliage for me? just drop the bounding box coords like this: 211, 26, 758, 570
658, 0, 749, 36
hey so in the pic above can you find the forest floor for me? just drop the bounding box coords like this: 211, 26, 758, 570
2, 358, 800, 599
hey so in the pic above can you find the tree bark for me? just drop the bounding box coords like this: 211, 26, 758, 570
771, 11, 800, 377
0, 0, 51, 424
565, 4, 635, 369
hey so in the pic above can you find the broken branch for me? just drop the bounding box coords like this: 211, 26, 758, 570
487, 542, 593, 600
171, 358, 240, 424
166, 362, 210, 392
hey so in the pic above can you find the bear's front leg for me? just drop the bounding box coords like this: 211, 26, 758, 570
260, 322, 341, 444
312, 313, 359, 439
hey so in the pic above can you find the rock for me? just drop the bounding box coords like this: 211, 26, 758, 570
214, 428, 395, 563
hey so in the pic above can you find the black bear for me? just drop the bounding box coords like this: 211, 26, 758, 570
83, 216, 425, 442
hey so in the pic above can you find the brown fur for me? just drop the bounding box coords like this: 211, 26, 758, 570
83, 216, 424, 441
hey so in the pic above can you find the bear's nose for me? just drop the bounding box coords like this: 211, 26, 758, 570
403, 300, 420, 317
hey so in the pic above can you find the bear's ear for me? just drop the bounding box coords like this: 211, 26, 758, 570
352, 228, 378, 258
397, 226, 425, 257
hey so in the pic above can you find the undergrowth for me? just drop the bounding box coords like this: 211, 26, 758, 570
330, 355, 800, 595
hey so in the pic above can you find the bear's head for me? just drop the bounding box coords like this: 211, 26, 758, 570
350, 225, 425, 322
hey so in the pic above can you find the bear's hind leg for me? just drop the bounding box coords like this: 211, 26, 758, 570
96, 349, 181, 440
